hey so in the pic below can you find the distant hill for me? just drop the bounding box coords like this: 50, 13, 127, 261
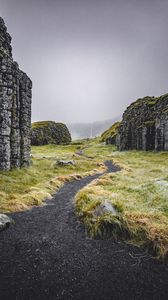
68, 117, 120, 140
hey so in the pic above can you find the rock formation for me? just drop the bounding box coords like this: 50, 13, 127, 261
117, 94, 168, 151
101, 121, 121, 145
0, 17, 32, 170
31, 121, 72, 146
0, 214, 13, 231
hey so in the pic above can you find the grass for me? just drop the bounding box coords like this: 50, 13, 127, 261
31, 121, 51, 128
1, 139, 168, 260
75, 146, 168, 260
0, 143, 106, 213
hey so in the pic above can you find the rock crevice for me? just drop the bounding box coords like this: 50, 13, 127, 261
0, 17, 32, 170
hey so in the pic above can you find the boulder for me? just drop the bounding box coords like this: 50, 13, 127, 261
0, 214, 13, 231
31, 121, 71, 146
93, 200, 117, 217
55, 160, 76, 167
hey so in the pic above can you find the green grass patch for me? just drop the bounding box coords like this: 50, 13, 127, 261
75, 148, 168, 260
1, 138, 168, 260
0, 143, 105, 213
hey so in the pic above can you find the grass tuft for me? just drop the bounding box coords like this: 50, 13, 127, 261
75, 148, 168, 260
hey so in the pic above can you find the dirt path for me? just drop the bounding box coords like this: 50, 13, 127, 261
0, 161, 168, 300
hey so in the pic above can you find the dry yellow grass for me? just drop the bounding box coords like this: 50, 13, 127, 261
75, 148, 168, 259
1, 139, 168, 259
0, 143, 106, 213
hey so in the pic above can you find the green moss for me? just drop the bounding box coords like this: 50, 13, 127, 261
101, 121, 121, 142
32, 121, 51, 129
159, 93, 168, 100
143, 120, 155, 127
128, 93, 168, 112
148, 100, 158, 106
31, 121, 72, 146
129, 96, 159, 109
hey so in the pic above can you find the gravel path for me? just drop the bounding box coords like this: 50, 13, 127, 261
0, 161, 168, 300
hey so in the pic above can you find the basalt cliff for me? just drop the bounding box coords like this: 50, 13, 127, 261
117, 94, 168, 151
101, 121, 121, 145
0, 17, 32, 170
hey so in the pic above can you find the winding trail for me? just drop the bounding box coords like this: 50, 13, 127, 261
0, 161, 168, 300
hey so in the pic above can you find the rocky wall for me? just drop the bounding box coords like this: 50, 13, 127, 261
117, 94, 168, 151
0, 17, 32, 170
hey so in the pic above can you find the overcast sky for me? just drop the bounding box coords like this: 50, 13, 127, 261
1, 0, 168, 123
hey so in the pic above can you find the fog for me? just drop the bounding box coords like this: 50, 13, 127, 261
1, 0, 168, 123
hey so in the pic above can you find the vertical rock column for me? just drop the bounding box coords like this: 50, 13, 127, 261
117, 95, 168, 151
0, 56, 13, 170
155, 113, 168, 151
0, 17, 32, 170
10, 63, 21, 168
164, 114, 168, 150
19, 72, 32, 167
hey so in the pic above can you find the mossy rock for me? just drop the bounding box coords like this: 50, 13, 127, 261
31, 121, 72, 146
143, 120, 155, 127
101, 121, 121, 144
118, 92, 168, 151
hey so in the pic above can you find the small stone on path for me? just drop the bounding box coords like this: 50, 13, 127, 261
0, 214, 13, 231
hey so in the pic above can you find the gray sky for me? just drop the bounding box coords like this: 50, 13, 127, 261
1, 0, 168, 123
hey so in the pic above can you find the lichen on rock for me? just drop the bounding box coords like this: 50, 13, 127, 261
0, 17, 32, 170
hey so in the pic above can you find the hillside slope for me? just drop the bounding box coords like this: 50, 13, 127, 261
101, 121, 121, 144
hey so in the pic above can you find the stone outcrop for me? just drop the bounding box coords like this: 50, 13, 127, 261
31, 121, 72, 146
117, 94, 168, 151
0, 17, 32, 170
101, 121, 121, 145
